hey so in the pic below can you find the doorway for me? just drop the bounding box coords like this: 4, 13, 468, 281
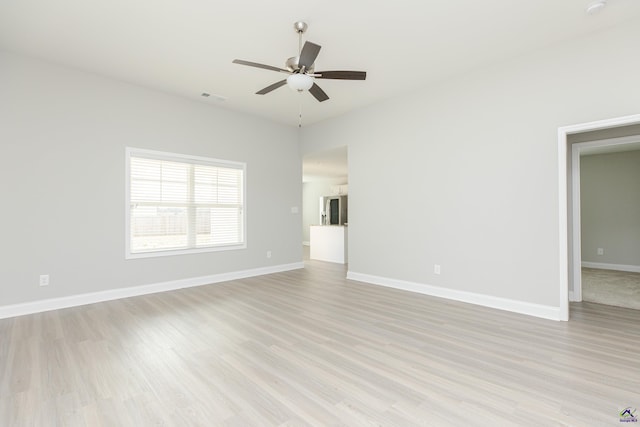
301, 146, 348, 261
571, 135, 640, 309
558, 114, 640, 320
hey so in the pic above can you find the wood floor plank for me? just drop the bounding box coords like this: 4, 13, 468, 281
1, 259, 640, 426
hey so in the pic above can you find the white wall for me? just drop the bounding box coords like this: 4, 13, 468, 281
580, 150, 640, 267
0, 51, 301, 307
301, 19, 640, 314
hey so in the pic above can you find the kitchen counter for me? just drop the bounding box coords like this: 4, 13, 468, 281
309, 225, 348, 264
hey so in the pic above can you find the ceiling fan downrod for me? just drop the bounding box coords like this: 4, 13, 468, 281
294, 21, 308, 71
294, 21, 308, 56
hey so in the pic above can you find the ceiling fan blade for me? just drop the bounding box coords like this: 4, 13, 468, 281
299, 42, 321, 69
256, 79, 287, 95
309, 83, 329, 102
232, 59, 290, 74
315, 70, 367, 80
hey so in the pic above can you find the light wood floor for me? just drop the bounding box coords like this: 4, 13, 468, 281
1, 260, 640, 426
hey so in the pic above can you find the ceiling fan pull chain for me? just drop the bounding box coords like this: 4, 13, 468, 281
298, 93, 303, 128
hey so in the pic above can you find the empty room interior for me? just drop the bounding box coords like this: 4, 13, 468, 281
2, 1, 640, 425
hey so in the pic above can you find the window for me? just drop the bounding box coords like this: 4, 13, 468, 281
126, 148, 246, 258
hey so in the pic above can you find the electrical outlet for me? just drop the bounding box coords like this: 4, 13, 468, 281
290, 206, 299, 214
39, 274, 49, 287
434, 264, 441, 275
597, 248, 604, 256
267, 251, 272, 259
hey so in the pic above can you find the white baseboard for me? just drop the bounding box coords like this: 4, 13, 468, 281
581, 261, 640, 273
0, 262, 304, 320
302, 241, 310, 246
346, 271, 562, 321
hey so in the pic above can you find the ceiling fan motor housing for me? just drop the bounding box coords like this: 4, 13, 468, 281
286, 56, 314, 73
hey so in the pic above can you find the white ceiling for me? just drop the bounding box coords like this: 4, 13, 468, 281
2, 1, 640, 129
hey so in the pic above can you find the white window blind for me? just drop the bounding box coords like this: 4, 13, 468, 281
126, 148, 245, 258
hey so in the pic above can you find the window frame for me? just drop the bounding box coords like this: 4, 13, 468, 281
125, 147, 247, 259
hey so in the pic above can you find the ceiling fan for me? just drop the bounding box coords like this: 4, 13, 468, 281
232, 21, 366, 102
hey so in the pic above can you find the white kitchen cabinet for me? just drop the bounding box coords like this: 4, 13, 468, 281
310, 225, 348, 264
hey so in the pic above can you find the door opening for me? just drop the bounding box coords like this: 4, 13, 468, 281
570, 135, 640, 303
558, 114, 640, 320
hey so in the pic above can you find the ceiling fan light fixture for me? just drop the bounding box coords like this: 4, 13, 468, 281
287, 73, 314, 91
